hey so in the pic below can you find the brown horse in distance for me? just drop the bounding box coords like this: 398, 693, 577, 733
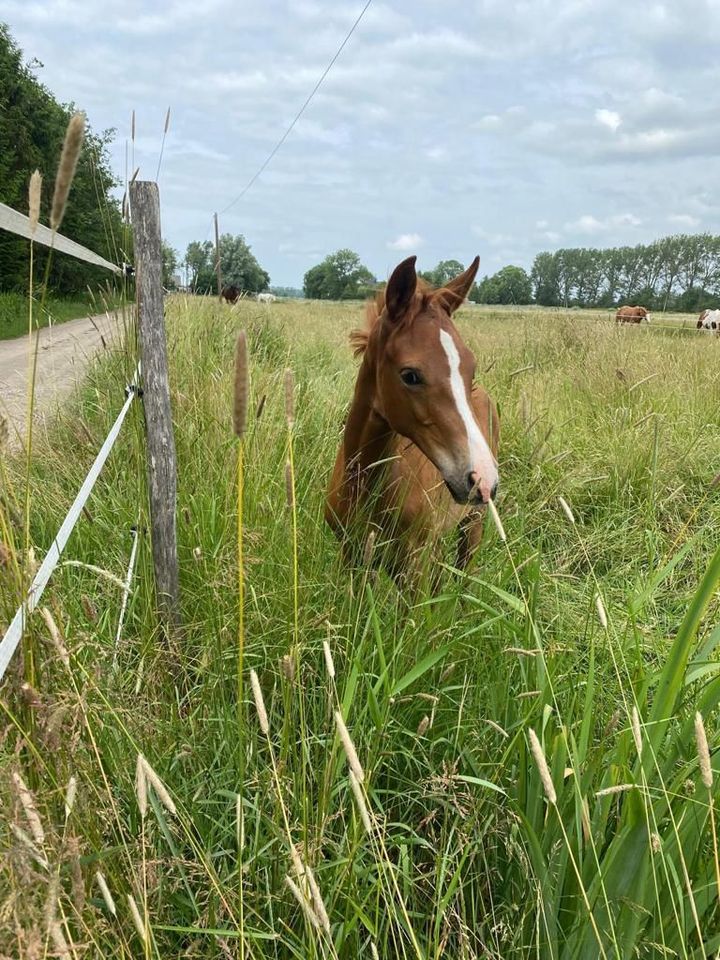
325, 255, 499, 578
222, 285, 241, 304
616, 305, 651, 324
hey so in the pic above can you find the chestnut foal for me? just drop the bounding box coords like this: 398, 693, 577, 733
325, 255, 499, 579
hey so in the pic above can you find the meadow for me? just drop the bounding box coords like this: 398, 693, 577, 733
1, 295, 719, 958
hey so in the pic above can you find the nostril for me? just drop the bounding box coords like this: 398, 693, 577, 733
490, 481, 499, 500
467, 471, 477, 491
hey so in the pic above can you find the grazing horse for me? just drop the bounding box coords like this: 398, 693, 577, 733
616, 305, 651, 324
221, 285, 241, 304
325, 255, 499, 579
257, 292, 276, 304
697, 309, 720, 332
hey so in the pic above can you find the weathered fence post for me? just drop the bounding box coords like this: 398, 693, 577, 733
129, 181, 181, 629
214, 212, 223, 302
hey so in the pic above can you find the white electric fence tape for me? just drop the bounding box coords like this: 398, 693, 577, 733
0, 363, 141, 681
112, 524, 140, 671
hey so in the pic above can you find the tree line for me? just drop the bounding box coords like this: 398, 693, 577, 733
529, 234, 720, 311
0, 23, 124, 294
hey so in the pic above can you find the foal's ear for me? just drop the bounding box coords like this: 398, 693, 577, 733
435, 256, 480, 313
384, 256, 418, 320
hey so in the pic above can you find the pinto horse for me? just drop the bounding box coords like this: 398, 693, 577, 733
325, 255, 499, 578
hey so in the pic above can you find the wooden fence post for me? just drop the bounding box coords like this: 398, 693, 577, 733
129, 181, 181, 629
214, 212, 223, 302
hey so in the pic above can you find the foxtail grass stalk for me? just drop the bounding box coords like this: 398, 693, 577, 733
51, 112, 85, 232
233, 331, 248, 960
695, 712, 720, 904
283, 365, 310, 846
529, 731, 609, 959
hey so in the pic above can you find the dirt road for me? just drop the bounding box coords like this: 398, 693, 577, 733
0, 311, 123, 448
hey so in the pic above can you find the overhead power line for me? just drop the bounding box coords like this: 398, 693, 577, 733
218, 0, 373, 216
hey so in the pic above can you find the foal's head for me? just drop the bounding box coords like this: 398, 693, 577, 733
368, 255, 498, 505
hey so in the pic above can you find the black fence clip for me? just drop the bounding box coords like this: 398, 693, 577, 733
125, 383, 144, 399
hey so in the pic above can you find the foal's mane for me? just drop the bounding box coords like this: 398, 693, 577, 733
349, 279, 434, 358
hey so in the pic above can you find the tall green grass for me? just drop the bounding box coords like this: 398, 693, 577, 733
1, 296, 719, 957
0, 290, 125, 341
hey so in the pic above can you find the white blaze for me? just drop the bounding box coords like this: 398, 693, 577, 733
439, 329, 498, 495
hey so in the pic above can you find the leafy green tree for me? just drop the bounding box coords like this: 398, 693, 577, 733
0, 23, 123, 294
476, 265, 532, 304
184, 235, 269, 294
162, 241, 179, 290
531, 252, 561, 306
219, 233, 269, 293
185, 240, 215, 293
303, 249, 375, 300
420, 259, 466, 288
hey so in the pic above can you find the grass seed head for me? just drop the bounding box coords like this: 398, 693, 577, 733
50, 922, 71, 959
51, 112, 85, 231
250, 669, 270, 735
595, 783, 636, 797
322, 640, 336, 681
40, 607, 70, 668
631, 706, 643, 757
557, 496, 576, 524
280, 653, 295, 682
139, 755, 177, 815
304, 862, 331, 936
28, 169, 42, 234
416, 715, 431, 737
349, 769, 373, 833
595, 594, 608, 630
95, 871, 116, 916
45, 875, 59, 930
487, 497, 506, 542
284, 874, 321, 929
363, 529, 376, 567
695, 711, 713, 788
335, 710, 365, 783
67, 835, 85, 913
64, 775, 77, 818
528, 728, 556, 805
233, 331, 248, 438
11, 771, 45, 846
127, 894, 147, 943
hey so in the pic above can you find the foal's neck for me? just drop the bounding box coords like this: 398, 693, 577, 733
342, 354, 394, 494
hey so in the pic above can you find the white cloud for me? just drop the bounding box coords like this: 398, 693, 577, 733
565, 213, 642, 233
668, 213, 700, 227
596, 108, 622, 132
425, 146, 448, 161
542, 230, 561, 242
567, 214, 605, 234
387, 233, 423, 251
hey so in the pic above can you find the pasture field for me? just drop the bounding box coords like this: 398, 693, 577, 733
1, 296, 720, 958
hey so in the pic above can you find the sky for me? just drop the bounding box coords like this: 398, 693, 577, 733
5, 0, 720, 286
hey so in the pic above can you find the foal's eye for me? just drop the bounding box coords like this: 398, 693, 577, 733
400, 368, 423, 387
